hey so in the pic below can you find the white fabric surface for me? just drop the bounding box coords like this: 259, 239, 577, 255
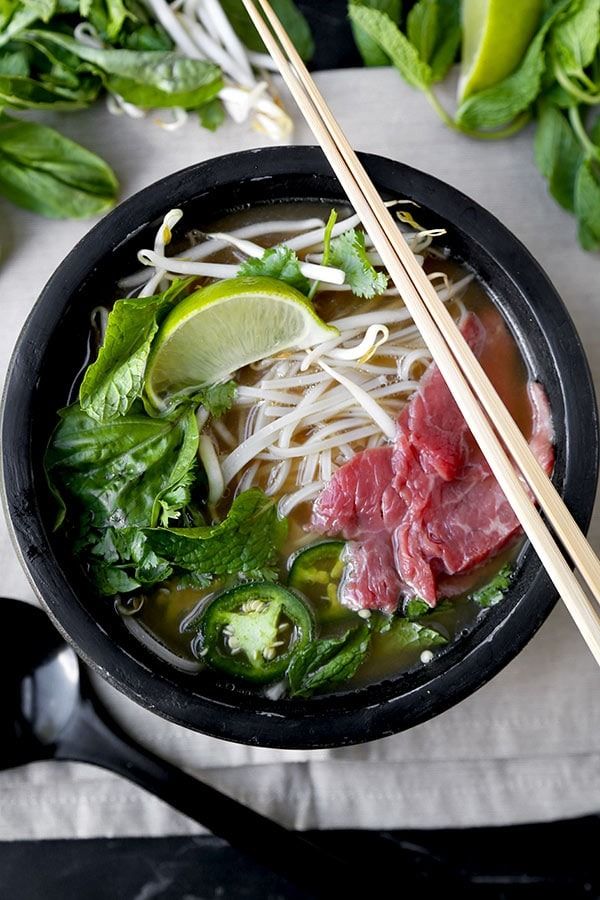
1, 68, 600, 839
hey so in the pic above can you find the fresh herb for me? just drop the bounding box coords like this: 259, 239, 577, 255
239, 245, 311, 296
27, 31, 223, 108
194, 380, 237, 418
384, 616, 448, 650
470, 564, 513, 608
79, 278, 194, 421
404, 596, 430, 619
350, 0, 402, 67
348, 0, 600, 250
219, 0, 314, 61
0, 110, 118, 217
287, 622, 371, 696
198, 96, 226, 132
328, 228, 388, 298
144, 488, 288, 582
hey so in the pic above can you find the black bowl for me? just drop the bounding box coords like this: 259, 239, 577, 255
2, 147, 597, 749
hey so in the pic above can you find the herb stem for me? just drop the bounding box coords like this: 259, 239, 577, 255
554, 63, 600, 105
569, 106, 600, 162
424, 88, 460, 131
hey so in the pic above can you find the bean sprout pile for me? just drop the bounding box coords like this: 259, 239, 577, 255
117, 204, 473, 518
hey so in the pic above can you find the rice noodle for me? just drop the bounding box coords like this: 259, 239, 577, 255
278, 482, 326, 518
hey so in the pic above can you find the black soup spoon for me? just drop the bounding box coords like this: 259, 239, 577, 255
0, 596, 364, 898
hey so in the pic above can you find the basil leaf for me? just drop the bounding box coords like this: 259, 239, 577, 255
0, 111, 118, 217
0, 0, 20, 29
80, 278, 193, 422
144, 488, 288, 580
219, 0, 314, 61
239, 245, 311, 295
28, 31, 223, 108
549, 0, 600, 79
46, 402, 199, 533
456, 1, 570, 131
575, 158, 600, 249
348, 3, 433, 90
349, 0, 402, 67
0, 5, 40, 48
0, 47, 30, 76
287, 623, 371, 697
534, 103, 583, 210
469, 563, 513, 608
198, 96, 225, 131
83, 0, 130, 41
329, 228, 388, 298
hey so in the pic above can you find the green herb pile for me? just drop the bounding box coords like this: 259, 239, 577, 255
0, 0, 311, 222
349, 0, 600, 249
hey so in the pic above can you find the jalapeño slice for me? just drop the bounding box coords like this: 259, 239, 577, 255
196, 582, 314, 683
288, 540, 347, 623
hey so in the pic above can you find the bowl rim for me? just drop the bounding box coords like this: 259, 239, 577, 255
2, 146, 598, 749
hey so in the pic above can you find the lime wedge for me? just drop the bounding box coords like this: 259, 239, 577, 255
145, 276, 338, 407
459, 0, 544, 101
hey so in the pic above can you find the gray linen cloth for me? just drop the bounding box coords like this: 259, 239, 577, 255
1, 69, 600, 839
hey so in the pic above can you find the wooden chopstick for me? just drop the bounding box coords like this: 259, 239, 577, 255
242, 0, 600, 663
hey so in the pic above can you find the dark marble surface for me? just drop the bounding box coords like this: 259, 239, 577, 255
2, 819, 600, 899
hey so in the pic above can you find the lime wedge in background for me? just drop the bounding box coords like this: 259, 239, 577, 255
145, 276, 338, 407
459, 0, 544, 101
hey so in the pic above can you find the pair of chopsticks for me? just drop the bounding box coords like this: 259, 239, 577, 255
242, 0, 600, 663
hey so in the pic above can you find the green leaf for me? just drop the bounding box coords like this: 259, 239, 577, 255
85, 0, 130, 41
549, 0, 600, 79
469, 563, 513, 608
407, 0, 437, 66
404, 596, 430, 619
79, 278, 193, 422
195, 381, 236, 418
27, 31, 223, 108
534, 103, 583, 210
322, 209, 337, 266
287, 623, 371, 696
198, 96, 225, 132
239, 245, 311, 295
384, 616, 447, 649
348, 3, 433, 89
0, 111, 118, 217
0, 5, 40, 48
0, 47, 30, 76
219, 0, 314, 61
456, 1, 570, 131
328, 228, 388, 298
46, 402, 199, 533
575, 157, 600, 249
0, 0, 20, 30
144, 489, 288, 580
422, 0, 461, 83
21, 0, 54, 20
349, 0, 402, 67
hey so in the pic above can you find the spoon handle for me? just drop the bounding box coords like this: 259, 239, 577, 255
53, 688, 350, 897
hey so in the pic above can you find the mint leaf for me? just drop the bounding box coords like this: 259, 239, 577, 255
534, 103, 583, 211
239, 245, 311, 295
195, 381, 236, 418
575, 158, 600, 249
469, 564, 513, 608
349, 3, 433, 89
144, 489, 288, 580
349, 0, 402, 67
413, 0, 461, 83
385, 616, 447, 649
80, 278, 193, 422
287, 623, 371, 696
456, 2, 570, 131
329, 229, 388, 298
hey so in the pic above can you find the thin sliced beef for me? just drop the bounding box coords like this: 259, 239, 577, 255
311, 312, 555, 611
